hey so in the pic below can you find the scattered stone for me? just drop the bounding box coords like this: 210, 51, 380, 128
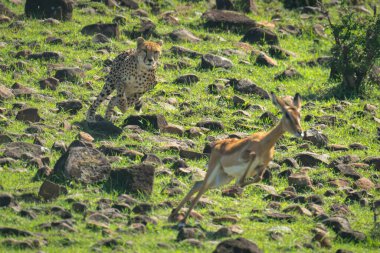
274, 68, 302, 80
288, 173, 313, 191
4, 142, 47, 161
107, 164, 155, 195
266, 211, 296, 222
55, 67, 85, 82
294, 152, 329, 167
38, 180, 67, 200
202, 10, 257, 33
25, 0, 73, 20
123, 114, 167, 131
28, 51, 63, 61
170, 46, 201, 58
177, 227, 205, 241
349, 143, 368, 150
39, 77, 59, 90
0, 85, 14, 100
81, 23, 119, 38
255, 53, 277, 67
222, 186, 243, 197
1, 238, 40, 249
283, 204, 312, 216
0, 193, 13, 207
268, 45, 296, 59
92, 33, 110, 44
201, 54, 233, 69
87, 120, 123, 136
332, 164, 361, 180
303, 129, 328, 148
196, 120, 224, 131
53, 146, 111, 184
56, 99, 83, 114
169, 29, 201, 43
229, 79, 270, 99
260, 111, 278, 125
242, 27, 279, 45
213, 237, 263, 253
15, 108, 41, 123
174, 74, 199, 84
363, 156, 380, 170
0, 227, 33, 237
354, 178, 374, 190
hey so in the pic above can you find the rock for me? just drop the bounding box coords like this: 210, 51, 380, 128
242, 27, 279, 45
288, 173, 313, 191
56, 99, 83, 114
222, 186, 243, 197
53, 146, 111, 184
1, 238, 40, 249
127, 18, 157, 39
28, 51, 63, 61
123, 114, 167, 131
177, 227, 206, 241
260, 111, 278, 125
283, 205, 312, 216
229, 79, 270, 99
72, 202, 87, 213
119, 0, 139, 9
302, 129, 328, 148
363, 156, 380, 170
274, 68, 302, 80
0, 193, 13, 207
87, 121, 123, 135
338, 230, 366, 243
279, 158, 299, 168
354, 178, 374, 190
45, 36, 63, 44
327, 144, 349, 151
196, 120, 224, 131
202, 10, 257, 33
162, 124, 185, 136
25, 0, 73, 20
332, 164, 361, 180
92, 33, 110, 44
170, 46, 201, 58
174, 74, 200, 85
38, 180, 67, 200
349, 143, 367, 150
107, 164, 155, 195
294, 152, 329, 167
213, 216, 239, 224
268, 45, 296, 59
255, 53, 277, 67
81, 23, 119, 38
322, 216, 351, 233
39, 77, 59, 90
266, 211, 296, 222
0, 227, 33, 237
55, 67, 85, 82
130, 215, 157, 225
213, 237, 263, 253
4, 142, 47, 161
169, 29, 201, 43
0, 85, 14, 100
132, 203, 153, 214
201, 54, 233, 69
15, 108, 41, 123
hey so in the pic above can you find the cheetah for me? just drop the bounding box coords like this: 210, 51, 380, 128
86, 37, 163, 122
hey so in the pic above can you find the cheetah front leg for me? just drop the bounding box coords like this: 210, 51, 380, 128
104, 85, 128, 121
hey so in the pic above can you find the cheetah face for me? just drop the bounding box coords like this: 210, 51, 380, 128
136, 37, 163, 70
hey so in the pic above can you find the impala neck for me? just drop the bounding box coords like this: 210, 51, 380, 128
260, 120, 285, 149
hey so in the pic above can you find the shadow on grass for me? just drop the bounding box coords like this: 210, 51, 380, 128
72, 116, 123, 141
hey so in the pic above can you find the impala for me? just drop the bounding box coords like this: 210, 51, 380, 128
168, 92, 303, 223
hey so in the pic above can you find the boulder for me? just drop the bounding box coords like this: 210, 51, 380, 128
242, 27, 279, 45
230, 79, 270, 99
53, 146, 111, 184
202, 10, 257, 33
174, 74, 200, 85
106, 164, 155, 195
4, 142, 47, 161
170, 46, 202, 58
201, 54, 233, 69
15, 108, 41, 123
25, 0, 73, 20
56, 99, 83, 114
213, 237, 263, 253
38, 180, 67, 200
54, 67, 85, 82
274, 68, 303, 80
169, 29, 201, 43
81, 23, 119, 38
39, 77, 60, 90
123, 114, 168, 131
294, 152, 329, 167
302, 129, 328, 148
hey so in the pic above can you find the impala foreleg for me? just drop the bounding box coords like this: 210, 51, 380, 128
168, 180, 203, 222
238, 166, 266, 188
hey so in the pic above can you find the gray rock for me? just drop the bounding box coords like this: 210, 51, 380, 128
213, 237, 263, 253
56, 99, 83, 114
201, 54, 233, 69
16, 108, 41, 123
169, 29, 201, 43
202, 9, 256, 33
242, 27, 279, 45
38, 180, 67, 200
294, 152, 329, 167
81, 23, 119, 38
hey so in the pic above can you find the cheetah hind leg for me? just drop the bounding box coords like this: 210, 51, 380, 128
104, 96, 119, 121
86, 84, 114, 122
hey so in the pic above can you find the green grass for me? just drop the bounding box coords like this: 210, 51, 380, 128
0, 0, 379, 252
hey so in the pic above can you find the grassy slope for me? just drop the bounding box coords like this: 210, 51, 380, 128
0, 0, 379, 252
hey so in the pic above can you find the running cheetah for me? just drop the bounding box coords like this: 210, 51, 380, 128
86, 37, 163, 122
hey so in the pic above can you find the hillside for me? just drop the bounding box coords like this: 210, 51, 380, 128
0, 0, 379, 252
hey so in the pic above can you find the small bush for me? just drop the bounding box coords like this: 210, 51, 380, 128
325, 3, 380, 96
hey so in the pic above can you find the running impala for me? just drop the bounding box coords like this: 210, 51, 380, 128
168, 92, 303, 223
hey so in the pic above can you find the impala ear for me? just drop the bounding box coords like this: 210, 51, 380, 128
293, 93, 302, 110
271, 92, 286, 113
137, 37, 145, 49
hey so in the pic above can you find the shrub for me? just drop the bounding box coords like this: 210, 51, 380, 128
324, 3, 380, 96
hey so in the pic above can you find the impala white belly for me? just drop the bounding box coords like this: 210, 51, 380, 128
223, 158, 261, 178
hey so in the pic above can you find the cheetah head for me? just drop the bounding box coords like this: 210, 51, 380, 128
136, 37, 163, 70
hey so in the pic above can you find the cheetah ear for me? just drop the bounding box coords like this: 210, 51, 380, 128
137, 37, 145, 49
157, 40, 163, 46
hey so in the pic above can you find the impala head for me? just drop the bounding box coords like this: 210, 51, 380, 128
136, 37, 163, 70
271, 92, 303, 138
